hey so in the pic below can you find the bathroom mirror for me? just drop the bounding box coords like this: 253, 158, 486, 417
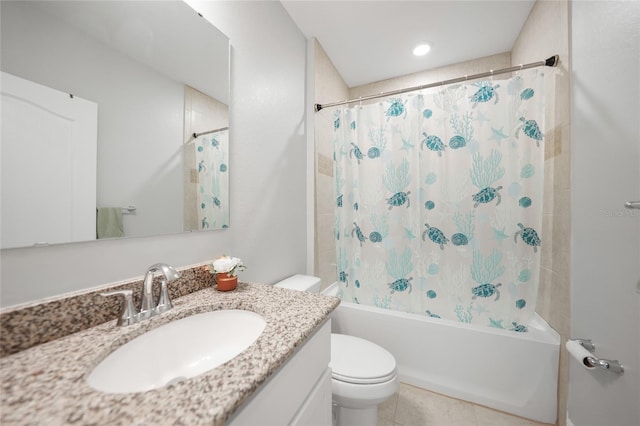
0, 0, 230, 249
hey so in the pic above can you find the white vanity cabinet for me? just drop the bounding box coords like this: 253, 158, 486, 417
229, 320, 332, 426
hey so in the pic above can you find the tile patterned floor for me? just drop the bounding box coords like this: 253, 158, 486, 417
378, 383, 554, 426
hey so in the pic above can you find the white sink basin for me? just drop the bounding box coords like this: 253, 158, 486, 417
87, 309, 266, 393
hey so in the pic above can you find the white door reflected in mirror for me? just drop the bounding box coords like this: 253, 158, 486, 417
1, 72, 97, 249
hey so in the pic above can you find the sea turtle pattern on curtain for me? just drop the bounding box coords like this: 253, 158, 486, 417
333, 69, 548, 331
196, 129, 229, 229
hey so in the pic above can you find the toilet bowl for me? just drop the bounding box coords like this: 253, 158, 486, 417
274, 275, 398, 426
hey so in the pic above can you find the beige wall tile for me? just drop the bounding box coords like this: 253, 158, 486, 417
512, 2, 570, 424
317, 153, 333, 177
540, 213, 554, 270
316, 174, 335, 215
511, 0, 568, 65
314, 39, 349, 104
543, 159, 556, 216
553, 135, 571, 193
313, 40, 348, 280
315, 113, 335, 159
318, 259, 337, 291
317, 212, 336, 252
537, 265, 553, 321
350, 53, 510, 100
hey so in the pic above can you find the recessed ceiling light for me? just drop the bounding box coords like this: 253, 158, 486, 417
413, 44, 431, 56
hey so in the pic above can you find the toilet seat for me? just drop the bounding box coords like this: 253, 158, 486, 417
330, 334, 397, 385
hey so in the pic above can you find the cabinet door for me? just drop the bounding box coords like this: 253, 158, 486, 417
228, 320, 331, 426
290, 368, 332, 426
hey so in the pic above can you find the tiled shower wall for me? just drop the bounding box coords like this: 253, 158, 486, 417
314, 39, 349, 291
511, 1, 571, 425
183, 85, 229, 231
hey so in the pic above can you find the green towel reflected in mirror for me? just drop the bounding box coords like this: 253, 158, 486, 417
96, 208, 124, 239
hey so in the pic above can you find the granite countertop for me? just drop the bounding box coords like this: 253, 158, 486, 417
0, 282, 340, 425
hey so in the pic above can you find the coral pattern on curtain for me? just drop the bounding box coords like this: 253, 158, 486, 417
333, 69, 548, 331
196, 129, 229, 229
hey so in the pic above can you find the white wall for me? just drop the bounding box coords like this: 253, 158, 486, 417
570, 1, 640, 425
1, 1, 184, 239
0, 0, 308, 308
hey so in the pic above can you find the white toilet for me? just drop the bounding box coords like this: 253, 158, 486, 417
275, 275, 399, 426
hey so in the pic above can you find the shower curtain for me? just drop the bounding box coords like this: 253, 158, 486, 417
333, 69, 548, 330
195, 129, 229, 229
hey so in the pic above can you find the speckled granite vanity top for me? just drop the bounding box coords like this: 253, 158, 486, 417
0, 283, 340, 425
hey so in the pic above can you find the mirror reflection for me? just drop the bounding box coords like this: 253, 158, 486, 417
0, 0, 230, 249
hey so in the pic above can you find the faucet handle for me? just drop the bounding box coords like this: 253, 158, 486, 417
154, 278, 174, 315
100, 290, 139, 326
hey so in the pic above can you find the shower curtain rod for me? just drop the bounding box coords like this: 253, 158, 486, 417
192, 126, 229, 139
314, 55, 559, 112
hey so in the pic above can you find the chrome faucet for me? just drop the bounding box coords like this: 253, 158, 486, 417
100, 289, 138, 326
101, 263, 181, 326
139, 263, 182, 320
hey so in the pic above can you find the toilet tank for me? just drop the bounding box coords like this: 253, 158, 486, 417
274, 275, 321, 293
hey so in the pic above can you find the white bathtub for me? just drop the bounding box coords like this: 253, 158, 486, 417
325, 283, 560, 424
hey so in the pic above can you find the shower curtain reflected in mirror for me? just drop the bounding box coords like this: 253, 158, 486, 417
195, 129, 229, 230
333, 69, 550, 331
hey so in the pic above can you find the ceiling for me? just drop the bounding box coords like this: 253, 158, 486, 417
281, 0, 536, 88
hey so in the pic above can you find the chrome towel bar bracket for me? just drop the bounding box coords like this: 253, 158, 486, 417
624, 200, 640, 209
568, 339, 624, 375
583, 356, 624, 374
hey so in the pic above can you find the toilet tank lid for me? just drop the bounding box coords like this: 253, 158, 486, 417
273, 274, 321, 292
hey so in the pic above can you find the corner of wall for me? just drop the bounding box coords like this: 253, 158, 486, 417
312, 41, 349, 290
511, 1, 571, 425
306, 38, 316, 276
